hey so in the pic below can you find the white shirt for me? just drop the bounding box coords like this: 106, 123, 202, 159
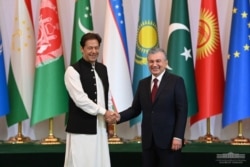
151, 70, 165, 90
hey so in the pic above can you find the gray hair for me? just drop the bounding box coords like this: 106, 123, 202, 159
147, 47, 167, 60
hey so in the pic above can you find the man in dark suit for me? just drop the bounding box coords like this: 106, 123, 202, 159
116, 47, 188, 167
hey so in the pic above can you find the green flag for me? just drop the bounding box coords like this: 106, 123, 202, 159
31, 0, 68, 125
167, 0, 198, 117
71, 0, 93, 64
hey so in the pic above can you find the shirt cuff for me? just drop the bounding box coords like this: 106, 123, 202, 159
99, 108, 106, 115
174, 137, 182, 141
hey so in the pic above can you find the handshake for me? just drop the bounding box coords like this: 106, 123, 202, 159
104, 110, 120, 124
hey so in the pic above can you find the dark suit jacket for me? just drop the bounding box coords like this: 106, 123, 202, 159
118, 71, 188, 149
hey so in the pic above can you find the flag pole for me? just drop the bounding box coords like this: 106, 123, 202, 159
131, 124, 142, 143
39, 118, 62, 145
6, 122, 31, 144
230, 120, 250, 145
197, 118, 220, 143
108, 124, 123, 144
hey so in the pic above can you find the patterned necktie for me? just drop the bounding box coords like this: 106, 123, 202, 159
151, 78, 158, 102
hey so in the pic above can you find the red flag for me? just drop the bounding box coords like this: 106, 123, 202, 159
190, 0, 224, 125
25, 0, 33, 24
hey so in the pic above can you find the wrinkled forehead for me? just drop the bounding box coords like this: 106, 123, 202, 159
147, 52, 166, 61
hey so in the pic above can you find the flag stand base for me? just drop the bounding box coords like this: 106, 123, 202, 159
130, 136, 141, 143
195, 118, 220, 143
36, 118, 63, 145
5, 122, 31, 144
38, 134, 63, 145
196, 133, 220, 143
230, 121, 250, 145
6, 134, 31, 144
108, 124, 123, 144
230, 136, 250, 145
108, 135, 123, 144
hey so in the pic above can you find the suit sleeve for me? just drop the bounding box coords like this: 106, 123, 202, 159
174, 77, 188, 140
117, 82, 142, 124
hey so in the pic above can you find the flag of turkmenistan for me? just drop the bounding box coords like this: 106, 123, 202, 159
71, 0, 93, 64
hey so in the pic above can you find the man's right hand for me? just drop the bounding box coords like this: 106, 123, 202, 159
104, 111, 120, 124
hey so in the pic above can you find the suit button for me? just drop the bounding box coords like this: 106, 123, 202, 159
152, 111, 154, 113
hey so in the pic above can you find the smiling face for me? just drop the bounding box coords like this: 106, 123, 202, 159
81, 39, 100, 64
147, 51, 168, 77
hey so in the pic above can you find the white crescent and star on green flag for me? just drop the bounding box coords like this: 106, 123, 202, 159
78, 4, 92, 34
78, 18, 92, 33
167, 23, 192, 70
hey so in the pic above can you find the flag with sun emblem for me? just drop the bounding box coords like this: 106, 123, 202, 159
31, 0, 68, 125
166, 0, 198, 118
222, 0, 250, 127
6, 0, 35, 126
0, 31, 9, 117
71, 0, 93, 64
130, 0, 159, 126
190, 0, 224, 125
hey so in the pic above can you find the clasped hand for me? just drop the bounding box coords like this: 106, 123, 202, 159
104, 111, 120, 124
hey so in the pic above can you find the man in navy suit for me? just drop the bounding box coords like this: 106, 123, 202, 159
115, 47, 188, 167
